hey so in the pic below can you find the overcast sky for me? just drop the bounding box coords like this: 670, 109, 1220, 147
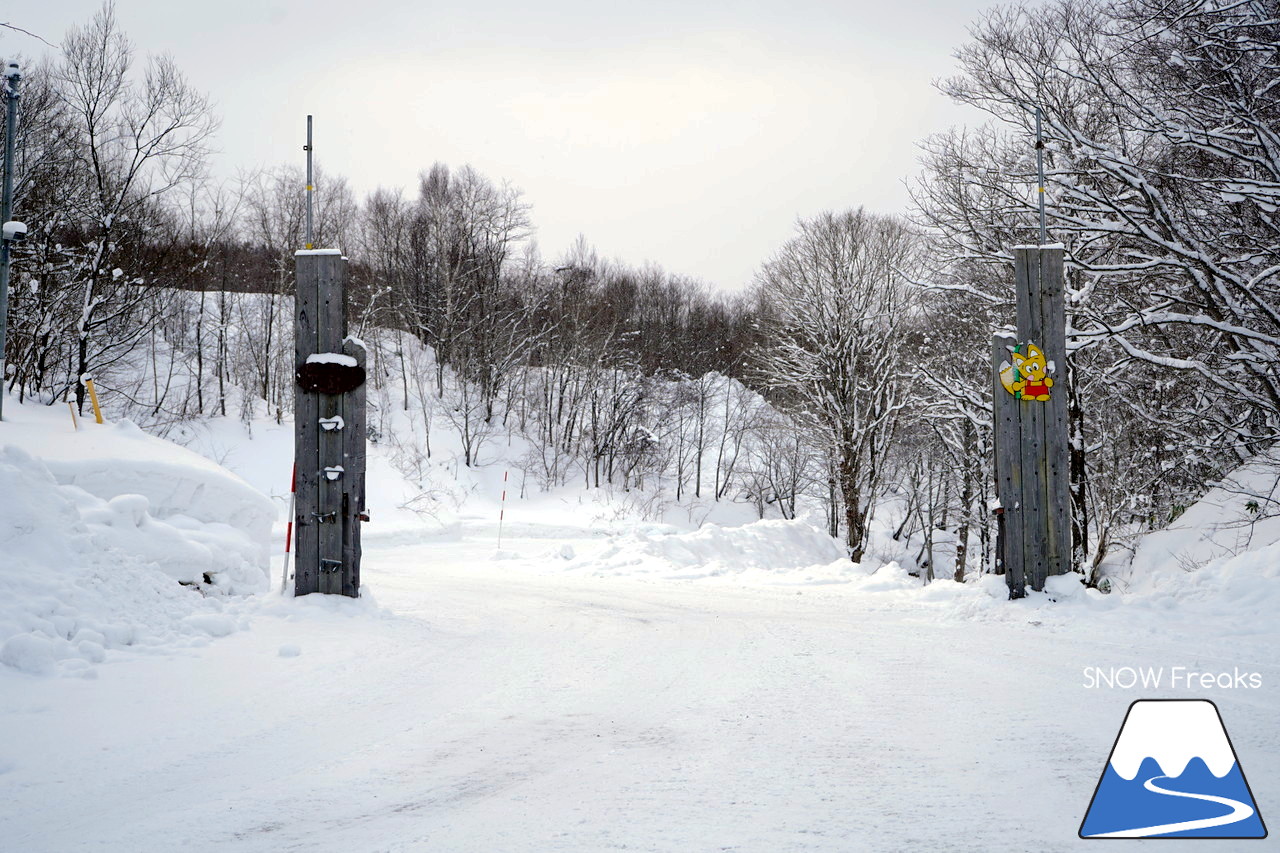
10, 1, 1001, 291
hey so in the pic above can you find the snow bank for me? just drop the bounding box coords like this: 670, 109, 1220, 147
1128, 451, 1280, 582
542, 503, 1280, 637
0, 398, 274, 676
1130, 538, 1280, 629
35, 419, 275, 550
564, 519, 852, 581
4, 402, 275, 582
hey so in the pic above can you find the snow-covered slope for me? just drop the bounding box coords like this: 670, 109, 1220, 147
1089, 450, 1280, 631
1128, 450, 1280, 579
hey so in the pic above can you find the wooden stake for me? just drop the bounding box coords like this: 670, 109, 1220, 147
85, 377, 104, 424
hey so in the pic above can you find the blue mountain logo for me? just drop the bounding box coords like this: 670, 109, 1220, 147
1080, 699, 1267, 839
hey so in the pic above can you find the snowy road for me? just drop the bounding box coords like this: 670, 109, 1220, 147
3, 527, 1276, 852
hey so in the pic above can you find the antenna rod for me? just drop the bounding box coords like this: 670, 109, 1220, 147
1035, 106, 1047, 245
305, 115, 314, 250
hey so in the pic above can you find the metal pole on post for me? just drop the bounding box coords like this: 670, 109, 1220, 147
0, 61, 22, 421
1035, 106, 1047, 245
304, 115, 314, 250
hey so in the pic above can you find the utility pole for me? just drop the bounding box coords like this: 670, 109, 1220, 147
0, 61, 22, 421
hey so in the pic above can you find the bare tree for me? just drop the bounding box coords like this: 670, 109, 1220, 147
753, 209, 923, 560
53, 1, 218, 412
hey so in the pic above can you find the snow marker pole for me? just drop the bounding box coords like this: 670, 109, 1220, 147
281, 462, 297, 594
68, 401, 79, 431
497, 470, 508, 549
83, 377, 104, 424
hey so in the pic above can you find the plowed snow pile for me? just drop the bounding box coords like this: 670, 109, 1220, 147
565, 519, 855, 583
0, 399, 274, 677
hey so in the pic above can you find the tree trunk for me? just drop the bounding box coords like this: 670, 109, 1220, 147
195, 289, 205, 414
839, 445, 866, 562
1069, 375, 1089, 571
75, 336, 88, 414
954, 420, 975, 582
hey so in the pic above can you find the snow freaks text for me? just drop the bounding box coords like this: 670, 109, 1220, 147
1083, 667, 1263, 690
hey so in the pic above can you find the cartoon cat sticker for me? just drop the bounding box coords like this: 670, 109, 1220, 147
999, 342, 1054, 401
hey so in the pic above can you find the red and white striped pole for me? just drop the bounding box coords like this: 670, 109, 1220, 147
280, 462, 297, 594
497, 470, 509, 549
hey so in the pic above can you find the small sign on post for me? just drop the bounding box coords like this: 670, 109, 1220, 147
293, 249, 366, 598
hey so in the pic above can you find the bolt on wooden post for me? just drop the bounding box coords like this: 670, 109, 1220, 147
293, 249, 366, 597
992, 245, 1071, 598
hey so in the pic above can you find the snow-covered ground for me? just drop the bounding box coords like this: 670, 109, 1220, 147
2, 394, 1277, 851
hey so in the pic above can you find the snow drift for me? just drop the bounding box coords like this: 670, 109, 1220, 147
33, 418, 275, 548
1128, 451, 1280, 580
565, 518, 851, 581
0, 398, 274, 676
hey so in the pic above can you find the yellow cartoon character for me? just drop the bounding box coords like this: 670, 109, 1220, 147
999, 342, 1053, 401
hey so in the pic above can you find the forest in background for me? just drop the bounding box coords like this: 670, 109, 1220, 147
2, 0, 1278, 584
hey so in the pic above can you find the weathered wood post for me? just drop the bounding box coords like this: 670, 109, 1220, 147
992, 245, 1071, 597
294, 249, 366, 597
992, 332, 1024, 593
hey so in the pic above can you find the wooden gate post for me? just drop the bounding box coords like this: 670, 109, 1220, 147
293, 249, 365, 597
993, 245, 1071, 597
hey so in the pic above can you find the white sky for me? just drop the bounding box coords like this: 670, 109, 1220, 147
10, 1, 1001, 291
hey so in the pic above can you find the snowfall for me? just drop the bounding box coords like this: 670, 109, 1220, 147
1, 391, 1276, 852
